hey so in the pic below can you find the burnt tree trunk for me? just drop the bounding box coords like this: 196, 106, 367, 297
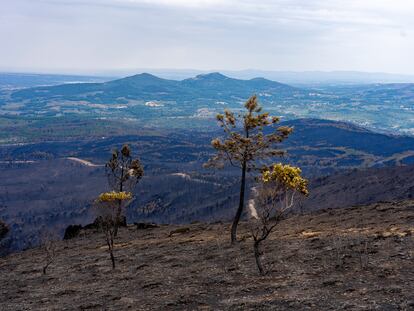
254, 240, 265, 275
114, 200, 123, 237
110, 250, 115, 269
42, 263, 50, 275
231, 160, 247, 244
106, 234, 116, 269
114, 168, 124, 237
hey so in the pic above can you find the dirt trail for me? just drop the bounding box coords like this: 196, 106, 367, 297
66, 157, 103, 167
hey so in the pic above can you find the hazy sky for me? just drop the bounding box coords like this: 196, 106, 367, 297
1, 0, 414, 74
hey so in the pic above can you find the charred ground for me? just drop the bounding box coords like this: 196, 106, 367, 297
1, 200, 413, 310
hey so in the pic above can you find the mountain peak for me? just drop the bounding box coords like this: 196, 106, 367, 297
249, 77, 270, 82
106, 72, 177, 88
126, 73, 162, 80
193, 72, 229, 80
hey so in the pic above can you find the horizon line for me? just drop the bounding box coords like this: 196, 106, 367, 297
1, 68, 414, 79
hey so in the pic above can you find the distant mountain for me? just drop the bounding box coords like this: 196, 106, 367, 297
84, 69, 414, 85
182, 73, 293, 93
353, 83, 414, 103
10, 72, 299, 104
1, 72, 414, 140
221, 70, 414, 85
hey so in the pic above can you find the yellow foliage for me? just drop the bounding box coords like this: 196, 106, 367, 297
261, 163, 309, 195
98, 191, 132, 202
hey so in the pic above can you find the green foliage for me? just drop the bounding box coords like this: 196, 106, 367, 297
98, 191, 133, 202
106, 144, 144, 193
206, 95, 292, 170
261, 163, 309, 196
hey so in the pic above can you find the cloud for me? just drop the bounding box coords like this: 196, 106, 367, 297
121, 0, 225, 8
1, 0, 413, 74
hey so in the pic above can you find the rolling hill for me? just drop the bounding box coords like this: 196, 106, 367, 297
304, 165, 414, 211
1, 118, 414, 253
284, 118, 414, 158
9, 72, 299, 104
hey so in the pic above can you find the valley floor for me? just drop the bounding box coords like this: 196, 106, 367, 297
1, 201, 413, 310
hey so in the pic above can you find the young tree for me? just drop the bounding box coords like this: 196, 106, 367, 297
39, 230, 58, 275
205, 95, 293, 243
250, 163, 308, 275
105, 144, 144, 234
95, 191, 132, 269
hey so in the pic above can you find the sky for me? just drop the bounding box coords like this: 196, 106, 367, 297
1, 0, 414, 75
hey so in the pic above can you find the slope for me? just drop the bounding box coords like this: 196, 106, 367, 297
1, 201, 413, 310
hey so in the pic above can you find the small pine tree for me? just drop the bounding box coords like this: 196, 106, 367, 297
105, 144, 144, 234
205, 95, 293, 243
